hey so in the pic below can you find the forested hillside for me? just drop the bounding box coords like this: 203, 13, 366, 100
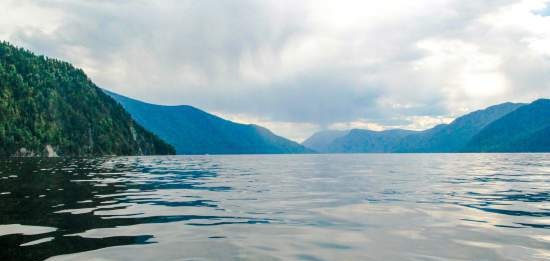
0, 42, 174, 156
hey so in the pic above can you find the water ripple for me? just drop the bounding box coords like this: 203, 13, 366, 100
0, 154, 549, 261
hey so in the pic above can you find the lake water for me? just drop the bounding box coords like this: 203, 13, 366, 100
0, 154, 549, 261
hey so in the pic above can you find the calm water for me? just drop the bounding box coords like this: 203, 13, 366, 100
0, 154, 549, 261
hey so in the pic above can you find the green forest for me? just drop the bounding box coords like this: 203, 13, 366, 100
0, 41, 174, 157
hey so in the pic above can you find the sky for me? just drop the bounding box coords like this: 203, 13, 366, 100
1, 0, 549, 142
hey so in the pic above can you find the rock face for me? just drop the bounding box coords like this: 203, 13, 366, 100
0, 41, 175, 157
105, 90, 313, 154
12, 148, 35, 157
44, 145, 58, 157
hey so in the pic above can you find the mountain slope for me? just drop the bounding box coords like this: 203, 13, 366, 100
464, 99, 550, 152
105, 91, 312, 154
302, 101, 527, 153
0, 42, 174, 157
301, 130, 349, 152
396, 102, 524, 152
323, 129, 418, 153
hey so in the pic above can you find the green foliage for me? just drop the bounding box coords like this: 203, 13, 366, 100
0, 41, 174, 157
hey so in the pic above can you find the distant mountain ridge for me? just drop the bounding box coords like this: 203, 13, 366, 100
396, 102, 525, 152
106, 90, 312, 154
464, 99, 550, 152
306, 129, 417, 153
303, 100, 549, 153
302, 130, 349, 152
0, 41, 174, 157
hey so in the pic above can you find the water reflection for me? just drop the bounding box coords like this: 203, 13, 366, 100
0, 157, 270, 261
0, 154, 549, 261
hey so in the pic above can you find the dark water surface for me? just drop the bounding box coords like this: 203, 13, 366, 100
0, 154, 549, 261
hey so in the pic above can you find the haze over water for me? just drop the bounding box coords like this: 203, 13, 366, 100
1, 154, 549, 261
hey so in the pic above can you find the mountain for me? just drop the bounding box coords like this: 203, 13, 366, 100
105, 91, 312, 154
303, 101, 529, 153
330, 129, 418, 153
0, 41, 174, 157
464, 99, 550, 152
396, 102, 525, 152
301, 130, 349, 152
308, 129, 417, 153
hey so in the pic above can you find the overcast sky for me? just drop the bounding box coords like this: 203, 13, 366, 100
1, 0, 549, 141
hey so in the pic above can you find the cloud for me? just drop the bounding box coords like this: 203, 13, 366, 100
213, 111, 320, 142
1, 0, 549, 141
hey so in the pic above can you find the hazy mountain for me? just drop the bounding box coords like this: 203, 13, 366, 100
106, 91, 312, 154
0, 42, 174, 157
303, 101, 529, 153
464, 99, 550, 152
323, 129, 418, 153
301, 130, 349, 152
396, 102, 525, 152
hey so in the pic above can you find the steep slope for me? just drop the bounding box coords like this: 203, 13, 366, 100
464, 99, 550, 152
105, 91, 312, 154
324, 129, 418, 153
396, 102, 524, 152
301, 130, 349, 152
0, 42, 174, 157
